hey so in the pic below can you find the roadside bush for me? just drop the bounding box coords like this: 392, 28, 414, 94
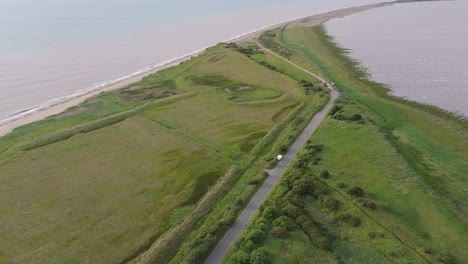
329, 105, 343, 115
245, 229, 265, 244
262, 206, 277, 219
183, 234, 216, 263
292, 179, 315, 196
247, 179, 259, 185
347, 186, 365, 197
271, 226, 288, 238
305, 143, 324, 152
243, 240, 255, 253
207, 222, 221, 235
250, 247, 271, 264
278, 144, 288, 153
230, 251, 250, 264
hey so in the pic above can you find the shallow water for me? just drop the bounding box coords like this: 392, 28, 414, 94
0, 0, 381, 123
325, 0, 468, 116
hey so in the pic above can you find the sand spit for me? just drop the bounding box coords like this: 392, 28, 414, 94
0, 1, 392, 137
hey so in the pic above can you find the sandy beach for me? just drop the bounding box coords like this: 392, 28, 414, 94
0, 1, 390, 138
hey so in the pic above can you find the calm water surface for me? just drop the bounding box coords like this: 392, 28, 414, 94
326, 1, 468, 116
0, 0, 381, 123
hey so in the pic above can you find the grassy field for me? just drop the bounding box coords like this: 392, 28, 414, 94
224, 26, 467, 264
0, 43, 325, 263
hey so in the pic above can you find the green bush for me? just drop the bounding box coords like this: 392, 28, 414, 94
262, 206, 277, 219
337, 213, 361, 227
358, 198, 377, 210
295, 215, 308, 225
319, 197, 340, 211
350, 113, 363, 121
245, 229, 265, 244
273, 216, 291, 230
244, 240, 255, 253
250, 247, 271, 264
271, 226, 288, 238
329, 105, 343, 115
230, 251, 250, 264
282, 203, 302, 218
320, 170, 330, 179
347, 185, 365, 197
336, 182, 347, 189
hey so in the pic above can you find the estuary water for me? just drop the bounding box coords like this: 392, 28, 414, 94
0, 0, 381, 124
325, 0, 468, 116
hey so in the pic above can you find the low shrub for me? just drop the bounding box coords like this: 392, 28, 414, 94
245, 229, 265, 244
337, 182, 347, 189
423, 247, 434, 255
282, 203, 302, 218
347, 185, 365, 197
350, 113, 363, 121
359, 198, 377, 210
271, 226, 288, 238
333, 113, 347, 120
250, 247, 271, 264
329, 105, 343, 115
337, 213, 362, 227
230, 251, 250, 264
320, 197, 340, 211
248, 178, 261, 185
273, 216, 291, 230
320, 170, 330, 179
262, 206, 277, 219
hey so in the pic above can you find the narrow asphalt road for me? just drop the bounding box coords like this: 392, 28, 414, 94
204, 43, 340, 264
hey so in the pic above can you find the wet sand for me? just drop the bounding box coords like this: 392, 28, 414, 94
0, 1, 390, 137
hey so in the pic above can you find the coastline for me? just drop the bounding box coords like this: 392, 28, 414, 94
0, 1, 390, 138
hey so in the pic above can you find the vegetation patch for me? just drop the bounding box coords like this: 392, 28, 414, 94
191, 74, 234, 87
239, 131, 267, 153
119, 74, 180, 102
226, 24, 467, 264
182, 171, 223, 206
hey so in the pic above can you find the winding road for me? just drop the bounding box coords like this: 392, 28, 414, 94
204, 42, 340, 264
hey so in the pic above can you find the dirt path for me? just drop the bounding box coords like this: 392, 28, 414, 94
204, 43, 340, 264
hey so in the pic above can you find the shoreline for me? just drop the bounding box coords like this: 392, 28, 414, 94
0, 1, 391, 138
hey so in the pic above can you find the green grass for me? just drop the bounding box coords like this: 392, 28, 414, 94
0, 116, 229, 264
331, 241, 391, 264
0, 43, 321, 263
225, 26, 467, 264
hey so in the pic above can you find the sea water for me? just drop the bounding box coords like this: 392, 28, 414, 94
325, 0, 468, 116
0, 0, 382, 124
